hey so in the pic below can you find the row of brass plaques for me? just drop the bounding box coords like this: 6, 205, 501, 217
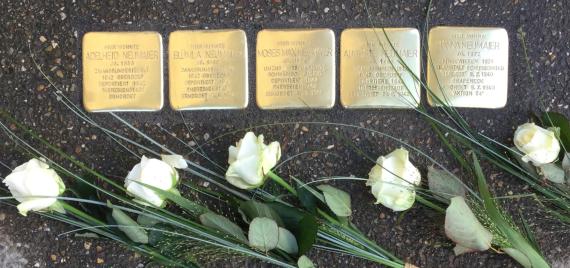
82, 27, 509, 112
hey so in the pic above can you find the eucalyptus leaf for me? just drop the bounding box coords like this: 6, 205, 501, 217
444, 196, 492, 255
199, 212, 248, 243
562, 153, 570, 181
427, 166, 466, 202
137, 214, 160, 227
248, 217, 279, 252
276, 227, 298, 255
297, 255, 315, 268
110, 204, 148, 244
266, 203, 317, 255
240, 200, 284, 226
539, 163, 565, 184
316, 185, 351, 217
503, 248, 532, 268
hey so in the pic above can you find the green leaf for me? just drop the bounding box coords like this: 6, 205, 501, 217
292, 176, 325, 202
471, 153, 550, 268
267, 203, 304, 227
539, 163, 565, 184
109, 203, 148, 244
276, 227, 298, 255
297, 255, 315, 268
297, 184, 319, 214
427, 166, 466, 202
503, 248, 532, 268
444, 196, 492, 255
199, 212, 248, 243
239, 200, 284, 226
295, 214, 318, 255
248, 217, 279, 252
542, 112, 570, 154
316, 185, 351, 217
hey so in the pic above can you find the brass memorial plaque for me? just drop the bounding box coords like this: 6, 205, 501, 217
427, 27, 509, 108
256, 29, 335, 109
82, 32, 163, 112
169, 30, 248, 110
341, 28, 420, 108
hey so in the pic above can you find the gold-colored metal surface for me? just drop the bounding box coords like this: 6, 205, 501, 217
340, 28, 420, 108
169, 30, 248, 110
256, 29, 335, 109
82, 31, 163, 112
427, 27, 509, 108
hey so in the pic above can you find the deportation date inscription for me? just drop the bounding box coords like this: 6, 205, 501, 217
82, 32, 163, 112
341, 28, 420, 108
169, 30, 248, 110
427, 27, 509, 108
256, 29, 335, 109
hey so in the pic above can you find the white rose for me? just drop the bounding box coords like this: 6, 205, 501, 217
514, 123, 560, 166
3, 158, 65, 216
225, 132, 281, 189
125, 155, 181, 207
366, 148, 421, 211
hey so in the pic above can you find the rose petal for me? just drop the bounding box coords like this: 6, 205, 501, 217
17, 198, 58, 216
230, 155, 263, 185
161, 154, 188, 169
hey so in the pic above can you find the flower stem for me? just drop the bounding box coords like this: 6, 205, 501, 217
416, 195, 445, 213
60, 201, 106, 226
267, 171, 297, 196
